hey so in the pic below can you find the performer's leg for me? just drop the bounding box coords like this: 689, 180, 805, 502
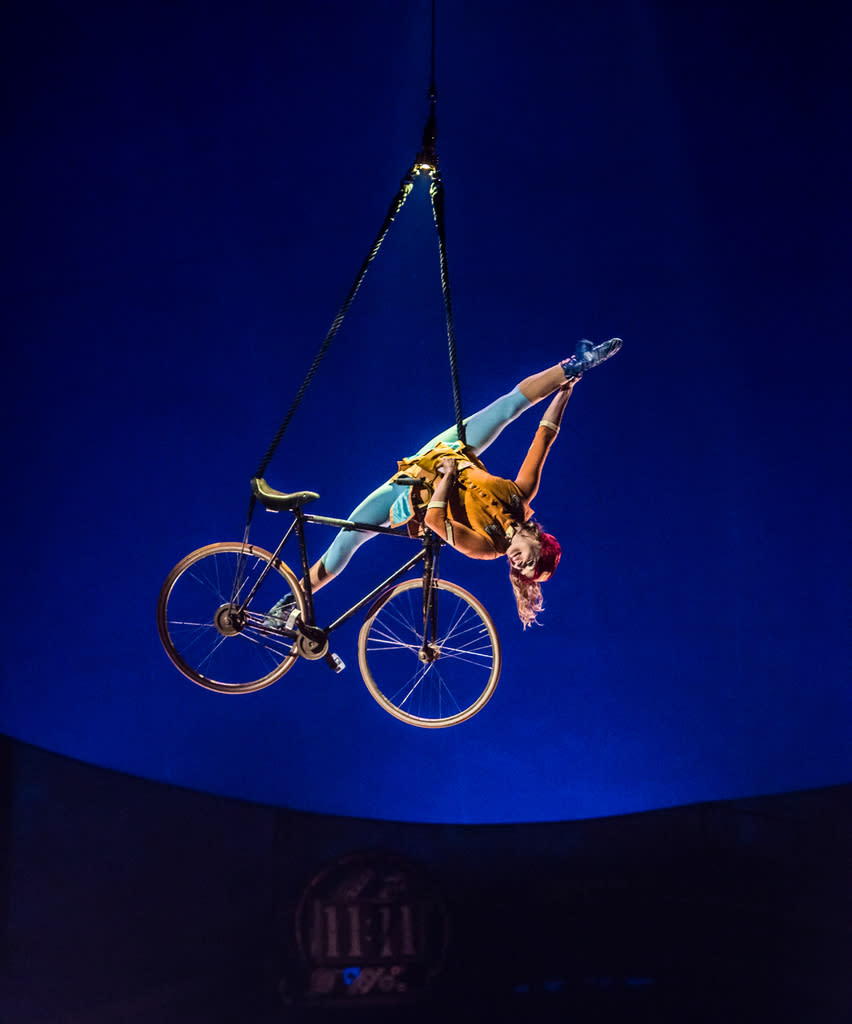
415, 363, 570, 458
308, 480, 409, 592
517, 363, 573, 402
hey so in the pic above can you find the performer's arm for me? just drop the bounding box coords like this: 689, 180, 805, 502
424, 458, 500, 559
514, 382, 573, 501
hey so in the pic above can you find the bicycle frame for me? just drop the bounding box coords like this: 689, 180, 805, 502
237, 507, 442, 645
157, 500, 500, 723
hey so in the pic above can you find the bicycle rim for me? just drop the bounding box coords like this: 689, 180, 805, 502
157, 542, 305, 693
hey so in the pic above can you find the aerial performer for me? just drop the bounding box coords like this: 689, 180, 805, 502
268, 337, 622, 629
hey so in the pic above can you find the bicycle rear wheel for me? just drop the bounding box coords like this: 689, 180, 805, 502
358, 578, 500, 728
157, 542, 305, 693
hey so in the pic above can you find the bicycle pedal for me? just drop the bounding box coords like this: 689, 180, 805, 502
324, 652, 346, 673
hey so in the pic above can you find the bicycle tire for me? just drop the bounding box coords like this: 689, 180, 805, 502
358, 578, 501, 728
157, 542, 305, 694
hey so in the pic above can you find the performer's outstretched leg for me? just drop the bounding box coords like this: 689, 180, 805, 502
425, 335, 622, 457
416, 362, 569, 458
307, 363, 571, 593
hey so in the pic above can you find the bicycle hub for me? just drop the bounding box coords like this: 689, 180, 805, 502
418, 643, 440, 663
214, 603, 245, 636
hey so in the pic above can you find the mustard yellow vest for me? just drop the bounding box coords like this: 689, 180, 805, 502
390, 441, 531, 550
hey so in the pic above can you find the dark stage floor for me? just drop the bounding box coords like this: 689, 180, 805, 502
1, 738, 849, 1022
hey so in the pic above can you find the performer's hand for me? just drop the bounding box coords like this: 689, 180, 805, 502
437, 457, 458, 479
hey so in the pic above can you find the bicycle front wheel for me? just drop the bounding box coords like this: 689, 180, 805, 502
358, 578, 501, 728
157, 542, 305, 694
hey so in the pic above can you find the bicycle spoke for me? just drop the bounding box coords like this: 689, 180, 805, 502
404, 666, 464, 716
366, 621, 425, 653
381, 597, 426, 644
188, 567, 226, 602
388, 662, 435, 708
433, 646, 493, 666
196, 632, 230, 673
437, 597, 478, 645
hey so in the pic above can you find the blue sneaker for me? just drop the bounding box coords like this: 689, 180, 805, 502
263, 594, 300, 631
561, 337, 622, 379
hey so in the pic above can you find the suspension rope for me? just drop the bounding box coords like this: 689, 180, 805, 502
429, 172, 466, 446
246, 169, 416, 525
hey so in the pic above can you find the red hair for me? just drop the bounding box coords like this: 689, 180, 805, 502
531, 531, 561, 582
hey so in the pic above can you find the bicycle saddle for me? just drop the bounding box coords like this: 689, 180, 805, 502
251, 477, 320, 512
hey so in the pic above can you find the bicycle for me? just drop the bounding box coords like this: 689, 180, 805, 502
157, 477, 501, 728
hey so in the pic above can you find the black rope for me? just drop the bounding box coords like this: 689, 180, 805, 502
246, 169, 416, 526
429, 172, 466, 446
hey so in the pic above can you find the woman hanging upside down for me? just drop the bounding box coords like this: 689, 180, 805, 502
269, 337, 621, 628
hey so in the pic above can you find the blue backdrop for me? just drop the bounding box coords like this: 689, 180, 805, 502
4, 0, 849, 823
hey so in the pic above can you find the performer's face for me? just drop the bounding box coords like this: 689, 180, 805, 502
506, 532, 540, 577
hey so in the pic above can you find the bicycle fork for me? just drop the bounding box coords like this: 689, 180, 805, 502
418, 538, 441, 663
